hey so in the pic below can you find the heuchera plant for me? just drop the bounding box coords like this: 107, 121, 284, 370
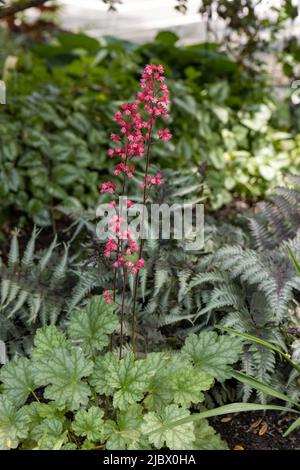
99, 64, 172, 356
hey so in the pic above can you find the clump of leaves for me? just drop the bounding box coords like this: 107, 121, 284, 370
0, 296, 245, 450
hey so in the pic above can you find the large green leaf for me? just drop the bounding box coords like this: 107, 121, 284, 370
103, 404, 144, 450
144, 353, 213, 409
143, 353, 174, 411
34, 347, 93, 410
193, 419, 227, 450
0, 395, 30, 449
72, 406, 104, 442
182, 331, 242, 381
141, 404, 195, 450
0, 357, 35, 407
68, 296, 119, 355
171, 367, 213, 407
32, 325, 69, 362
90, 353, 153, 410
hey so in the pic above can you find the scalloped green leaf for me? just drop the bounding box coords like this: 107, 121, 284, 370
193, 419, 227, 450
90, 353, 153, 409
103, 404, 145, 450
182, 331, 242, 381
68, 296, 119, 355
171, 367, 213, 407
0, 395, 30, 449
142, 404, 195, 450
0, 357, 35, 407
32, 325, 69, 362
33, 347, 93, 410
72, 406, 104, 442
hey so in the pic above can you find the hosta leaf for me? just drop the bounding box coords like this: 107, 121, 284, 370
0, 395, 30, 449
142, 404, 195, 450
32, 325, 69, 362
90, 353, 153, 409
0, 357, 35, 407
72, 406, 104, 442
193, 419, 227, 450
182, 331, 242, 381
171, 367, 213, 407
103, 404, 145, 450
68, 296, 119, 355
34, 347, 93, 410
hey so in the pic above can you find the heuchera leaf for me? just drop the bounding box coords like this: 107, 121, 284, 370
144, 353, 213, 410
0, 395, 30, 449
171, 367, 213, 407
182, 331, 242, 381
90, 353, 154, 409
0, 357, 35, 407
32, 325, 69, 362
72, 406, 104, 442
68, 296, 119, 355
33, 347, 93, 410
192, 419, 227, 450
19, 402, 64, 443
143, 353, 174, 411
103, 404, 145, 450
142, 404, 195, 450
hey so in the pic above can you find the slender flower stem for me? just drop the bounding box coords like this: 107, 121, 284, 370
131, 125, 153, 355
119, 265, 127, 359
111, 153, 129, 354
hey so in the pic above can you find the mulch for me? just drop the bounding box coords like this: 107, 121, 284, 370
212, 411, 300, 450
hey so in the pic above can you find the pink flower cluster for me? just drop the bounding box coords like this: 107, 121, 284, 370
103, 290, 112, 304
140, 171, 164, 189
100, 64, 172, 303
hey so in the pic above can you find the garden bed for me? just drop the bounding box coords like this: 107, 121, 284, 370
213, 411, 300, 451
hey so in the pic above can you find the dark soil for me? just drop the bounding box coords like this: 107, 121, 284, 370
212, 411, 300, 450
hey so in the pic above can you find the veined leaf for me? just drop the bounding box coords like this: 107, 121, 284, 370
0, 357, 35, 407
90, 353, 153, 410
103, 404, 145, 450
32, 325, 69, 362
182, 331, 242, 381
34, 347, 93, 410
193, 419, 227, 450
141, 404, 195, 450
0, 395, 30, 450
72, 406, 104, 442
68, 296, 119, 355
171, 367, 213, 407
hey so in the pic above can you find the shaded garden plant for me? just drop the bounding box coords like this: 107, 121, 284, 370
0, 295, 293, 450
99, 64, 172, 356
